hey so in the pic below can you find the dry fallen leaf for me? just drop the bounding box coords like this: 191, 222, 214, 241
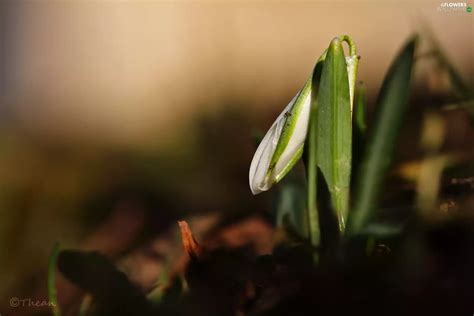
178, 220, 203, 259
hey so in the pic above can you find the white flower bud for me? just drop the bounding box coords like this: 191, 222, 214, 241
249, 80, 311, 195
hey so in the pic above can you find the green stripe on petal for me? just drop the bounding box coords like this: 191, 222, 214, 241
275, 144, 304, 183
249, 52, 326, 194
267, 78, 312, 174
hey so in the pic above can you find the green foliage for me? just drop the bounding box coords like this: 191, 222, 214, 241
352, 83, 367, 186
348, 36, 417, 236
48, 242, 61, 316
425, 29, 472, 101
353, 83, 367, 136
305, 58, 325, 249
316, 38, 353, 232
276, 180, 308, 239
50, 32, 474, 316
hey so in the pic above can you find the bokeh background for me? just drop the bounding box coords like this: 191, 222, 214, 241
0, 1, 472, 315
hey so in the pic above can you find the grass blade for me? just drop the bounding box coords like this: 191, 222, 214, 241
316, 38, 352, 232
305, 58, 325, 251
423, 27, 472, 99
348, 36, 417, 235
48, 242, 61, 316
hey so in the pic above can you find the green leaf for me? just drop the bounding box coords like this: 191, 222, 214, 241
48, 242, 61, 316
422, 26, 472, 118
425, 29, 472, 99
352, 82, 367, 183
354, 83, 367, 136
276, 180, 308, 239
316, 38, 352, 232
348, 36, 417, 236
305, 57, 325, 251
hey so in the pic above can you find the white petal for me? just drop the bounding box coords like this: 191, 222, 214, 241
249, 96, 296, 194
273, 92, 311, 180
345, 55, 358, 112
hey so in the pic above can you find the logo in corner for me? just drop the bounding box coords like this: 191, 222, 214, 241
437, 2, 470, 12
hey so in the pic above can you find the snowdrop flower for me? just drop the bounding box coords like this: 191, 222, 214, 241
249, 78, 312, 195
249, 39, 358, 195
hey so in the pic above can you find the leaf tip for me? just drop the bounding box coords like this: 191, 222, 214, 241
178, 221, 203, 259
329, 37, 342, 50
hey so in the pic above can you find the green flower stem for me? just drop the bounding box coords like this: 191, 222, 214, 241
307, 96, 320, 252
305, 54, 326, 257
348, 36, 417, 235
340, 35, 359, 111
340, 35, 357, 56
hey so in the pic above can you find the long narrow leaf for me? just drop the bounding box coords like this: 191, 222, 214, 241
352, 83, 367, 192
276, 179, 308, 239
316, 38, 352, 231
423, 27, 471, 99
305, 58, 325, 250
48, 242, 61, 316
354, 83, 367, 136
348, 36, 417, 235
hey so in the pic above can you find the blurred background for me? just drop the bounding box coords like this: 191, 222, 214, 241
0, 1, 472, 315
